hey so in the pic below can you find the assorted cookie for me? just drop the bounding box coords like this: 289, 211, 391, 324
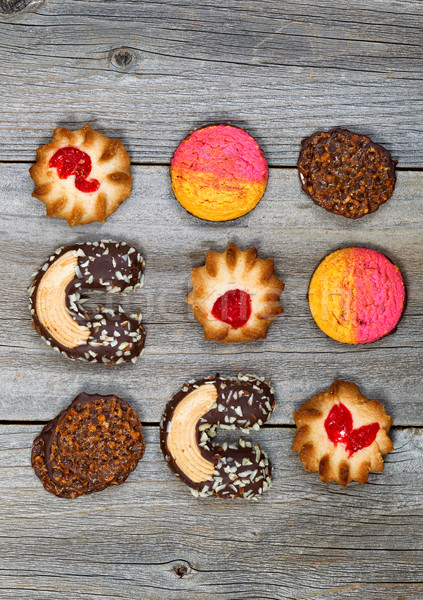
30, 124, 132, 226
298, 128, 397, 218
32, 393, 145, 498
292, 380, 394, 486
186, 243, 284, 342
160, 374, 275, 499
23, 123, 407, 496
308, 247, 405, 345
170, 124, 268, 221
29, 240, 145, 364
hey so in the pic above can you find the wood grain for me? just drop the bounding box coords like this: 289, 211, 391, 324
0, 0, 422, 164
0, 425, 421, 600
0, 4, 422, 598
0, 164, 422, 424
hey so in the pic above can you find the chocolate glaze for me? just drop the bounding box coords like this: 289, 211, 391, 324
160, 374, 275, 499
31, 392, 145, 498
29, 241, 145, 364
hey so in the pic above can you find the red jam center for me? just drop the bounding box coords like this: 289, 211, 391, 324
324, 403, 380, 457
211, 289, 252, 329
49, 147, 100, 193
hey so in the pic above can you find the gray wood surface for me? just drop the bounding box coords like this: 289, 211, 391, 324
0, 0, 422, 165
0, 425, 422, 600
0, 1, 422, 599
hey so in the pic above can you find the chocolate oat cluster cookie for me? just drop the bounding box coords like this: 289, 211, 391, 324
160, 374, 275, 499
32, 393, 145, 498
29, 240, 145, 364
297, 128, 397, 218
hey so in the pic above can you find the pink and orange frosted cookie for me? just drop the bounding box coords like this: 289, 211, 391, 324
308, 247, 405, 344
170, 124, 268, 221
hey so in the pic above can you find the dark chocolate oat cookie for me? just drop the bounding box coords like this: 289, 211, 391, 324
32, 393, 145, 498
297, 128, 397, 219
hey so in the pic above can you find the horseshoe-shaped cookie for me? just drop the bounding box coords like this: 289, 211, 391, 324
29, 240, 145, 364
160, 374, 275, 499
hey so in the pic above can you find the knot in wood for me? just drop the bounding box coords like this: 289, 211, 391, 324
109, 48, 137, 72
0, 0, 33, 13
173, 561, 190, 578
114, 51, 132, 68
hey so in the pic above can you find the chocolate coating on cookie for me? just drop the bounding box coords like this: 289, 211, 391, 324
31, 393, 145, 498
160, 374, 275, 499
297, 128, 397, 219
29, 241, 145, 364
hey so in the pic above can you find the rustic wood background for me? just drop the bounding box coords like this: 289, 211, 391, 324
0, 1, 422, 599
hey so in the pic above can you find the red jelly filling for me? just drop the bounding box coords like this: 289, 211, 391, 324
211, 289, 252, 329
49, 147, 100, 193
324, 403, 380, 457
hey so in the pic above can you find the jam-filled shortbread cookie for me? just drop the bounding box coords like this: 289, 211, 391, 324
297, 128, 397, 219
170, 124, 268, 221
29, 241, 145, 364
32, 393, 145, 498
187, 243, 284, 342
292, 380, 393, 486
160, 374, 275, 499
29, 124, 132, 226
308, 247, 405, 345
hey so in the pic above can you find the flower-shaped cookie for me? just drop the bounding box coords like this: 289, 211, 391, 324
30, 124, 132, 226
186, 243, 284, 342
292, 380, 393, 486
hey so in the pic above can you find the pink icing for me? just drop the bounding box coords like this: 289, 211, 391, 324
171, 124, 268, 183
354, 247, 405, 344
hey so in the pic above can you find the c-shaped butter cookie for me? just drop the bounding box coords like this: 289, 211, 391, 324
29, 240, 145, 364
160, 374, 275, 499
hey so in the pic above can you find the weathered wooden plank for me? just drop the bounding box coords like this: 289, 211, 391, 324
0, 425, 421, 599
0, 164, 422, 423
2, 343, 423, 425
3, 165, 423, 231
0, 0, 422, 165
